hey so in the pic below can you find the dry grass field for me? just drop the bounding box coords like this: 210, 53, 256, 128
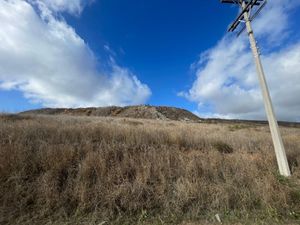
0, 114, 300, 224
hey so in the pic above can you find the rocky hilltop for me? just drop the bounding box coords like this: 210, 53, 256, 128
21, 105, 202, 122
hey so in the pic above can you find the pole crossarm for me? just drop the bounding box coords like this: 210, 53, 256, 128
220, 0, 263, 6
221, 0, 266, 32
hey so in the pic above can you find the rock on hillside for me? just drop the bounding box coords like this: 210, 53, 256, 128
20, 105, 202, 122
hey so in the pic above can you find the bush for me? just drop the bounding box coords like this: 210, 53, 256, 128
213, 141, 234, 154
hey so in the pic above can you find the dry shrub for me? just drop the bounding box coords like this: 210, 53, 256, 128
212, 141, 234, 154
0, 115, 300, 224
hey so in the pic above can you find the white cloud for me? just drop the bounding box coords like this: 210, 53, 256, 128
183, 0, 300, 122
30, 0, 93, 15
0, 0, 151, 108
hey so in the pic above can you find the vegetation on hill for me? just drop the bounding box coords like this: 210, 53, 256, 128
0, 114, 300, 225
20, 105, 202, 122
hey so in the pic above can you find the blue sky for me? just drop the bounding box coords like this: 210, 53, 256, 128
64, 0, 235, 109
0, 0, 300, 121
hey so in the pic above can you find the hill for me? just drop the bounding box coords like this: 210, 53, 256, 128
20, 105, 300, 128
21, 105, 202, 122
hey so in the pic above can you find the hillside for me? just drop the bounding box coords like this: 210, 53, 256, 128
21, 105, 202, 122
1, 113, 300, 225
20, 105, 300, 128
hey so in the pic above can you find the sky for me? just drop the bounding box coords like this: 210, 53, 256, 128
0, 0, 300, 121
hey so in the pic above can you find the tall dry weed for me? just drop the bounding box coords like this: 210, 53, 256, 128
0, 114, 300, 224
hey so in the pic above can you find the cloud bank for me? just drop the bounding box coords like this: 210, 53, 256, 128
0, 0, 151, 108
182, 0, 300, 122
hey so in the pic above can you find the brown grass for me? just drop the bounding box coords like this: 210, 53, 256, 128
0, 114, 300, 225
